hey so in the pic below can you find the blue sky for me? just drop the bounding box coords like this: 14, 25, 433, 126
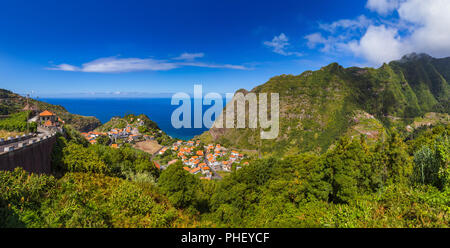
1, 0, 449, 97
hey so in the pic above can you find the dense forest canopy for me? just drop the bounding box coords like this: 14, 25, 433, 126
1, 122, 448, 227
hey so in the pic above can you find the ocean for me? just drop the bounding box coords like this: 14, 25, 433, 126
40, 98, 224, 140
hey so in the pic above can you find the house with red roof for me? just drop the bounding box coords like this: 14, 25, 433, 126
39, 110, 60, 127
153, 161, 161, 170
190, 167, 201, 174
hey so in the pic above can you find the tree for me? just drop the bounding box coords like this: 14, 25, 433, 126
413, 135, 449, 190
62, 142, 108, 174
375, 131, 413, 185
158, 162, 199, 209
285, 153, 331, 202
96, 135, 111, 146
323, 138, 358, 203
138, 125, 148, 134
322, 137, 376, 203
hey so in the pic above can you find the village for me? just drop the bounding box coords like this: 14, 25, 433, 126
154, 139, 250, 180
76, 114, 250, 180
80, 116, 159, 147
0, 105, 251, 183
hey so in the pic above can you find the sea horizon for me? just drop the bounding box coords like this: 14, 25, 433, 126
40, 97, 225, 140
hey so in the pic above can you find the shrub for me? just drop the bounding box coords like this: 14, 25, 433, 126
413, 135, 449, 190
0, 111, 36, 133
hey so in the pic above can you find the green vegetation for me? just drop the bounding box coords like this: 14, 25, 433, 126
1, 120, 449, 228
158, 162, 200, 209
96, 113, 158, 132
155, 149, 177, 165
0, 130, 24, 139
96, 117, 128, 132
0, 89, 101, 131
201, 126, 448, 227
410, 112, 449, 130
199, 53, 450, 157
1, 55, 449, 228
96, 113, 175, 145
0, 168, 193, 227
96, 135, 111, 145
52, 126, 159, 180
0, 111, 36, 133
413, 135, 449, 190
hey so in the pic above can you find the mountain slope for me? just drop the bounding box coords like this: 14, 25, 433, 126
198, 53, 450, 156
0, 89, 101, 131
95, 113, 159, 133
95, 113, 175, 145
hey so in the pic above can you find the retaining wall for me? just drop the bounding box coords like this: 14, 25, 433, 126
0, 133, 57, 174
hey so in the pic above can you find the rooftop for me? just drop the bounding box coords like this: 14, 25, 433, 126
39, 110, 55, 116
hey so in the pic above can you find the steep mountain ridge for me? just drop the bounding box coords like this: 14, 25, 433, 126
198, 53, 450, 156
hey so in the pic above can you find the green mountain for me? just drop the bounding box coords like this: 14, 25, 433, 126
95, 113, 175, 145
95, 113, 159, 133
0, 89, 101, 131
198, 53, 450, 156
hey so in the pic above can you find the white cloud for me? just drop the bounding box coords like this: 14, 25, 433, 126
347, 25, 407, 65
47, 57, 178, 72
173, 52, 205, 61
47, 54, 249, 73
305, 16, 373, 54
319, 15, 372, 33
46, 63, 79, 71
305, 33, 341, 53
305, 33, 327, 48
304, 0, 450, 66
264, 33, 302, 56
397, 0, 450, 57
366, 0, 400, 15
178, 62, 249, 70
264, 33, 289, 55
81, 57, 178, 72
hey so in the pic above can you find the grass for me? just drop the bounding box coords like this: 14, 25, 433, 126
412, 112, 450, 129
215, 170, 232, 178
0, 130, 24, 139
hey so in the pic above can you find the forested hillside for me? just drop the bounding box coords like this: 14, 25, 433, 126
1, 123, 448, 227
0, 89, 101, 131
199, 53, 450, 157
95, 113, 175, 145
96, 113, 159, 133
0, 55, 449, 228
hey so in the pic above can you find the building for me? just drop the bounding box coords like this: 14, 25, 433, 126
39, 110, 59, 127
191, 167, 201, 175
153, 161, 161, 170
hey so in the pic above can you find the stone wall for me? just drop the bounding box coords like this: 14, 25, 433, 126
0, 134, 56, 174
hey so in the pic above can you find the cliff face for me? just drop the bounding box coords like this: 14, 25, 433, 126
0, 89, 101, 131
64, 115, 101, 132
198, 53, 450, 156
